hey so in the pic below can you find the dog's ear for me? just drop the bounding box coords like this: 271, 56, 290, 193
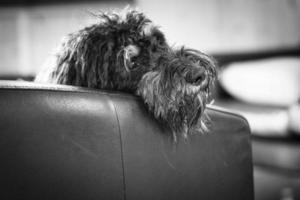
120, 44, 140, 71
141, 23, 165, 45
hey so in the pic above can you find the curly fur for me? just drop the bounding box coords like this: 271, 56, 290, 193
137, 48, 217, 140
35, 8, 217, 141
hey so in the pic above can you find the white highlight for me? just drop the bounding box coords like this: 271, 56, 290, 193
186, 85, 201, 95
220, 57, 300, 106
124, 44, 140, 58
141, 23, 155, 36
123, 44, 140, 71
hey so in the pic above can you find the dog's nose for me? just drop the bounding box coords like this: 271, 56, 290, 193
186, 68, 208, 88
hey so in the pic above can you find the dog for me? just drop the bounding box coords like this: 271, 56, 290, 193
35, 8, 217, 141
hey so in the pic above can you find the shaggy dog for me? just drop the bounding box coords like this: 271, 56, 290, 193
35, 9, 217, 141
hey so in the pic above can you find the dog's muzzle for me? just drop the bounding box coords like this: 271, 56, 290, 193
185, 67, 209, 89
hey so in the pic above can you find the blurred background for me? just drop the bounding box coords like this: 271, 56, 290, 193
0, 0, 300, 199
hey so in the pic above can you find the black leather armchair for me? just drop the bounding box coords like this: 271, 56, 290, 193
0, 81, 253, 200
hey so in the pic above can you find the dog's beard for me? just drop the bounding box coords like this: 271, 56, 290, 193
168, 82, 210, 140
137, 71, 212, 142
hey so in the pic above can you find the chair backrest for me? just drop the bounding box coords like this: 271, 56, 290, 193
0, 80, 253, 200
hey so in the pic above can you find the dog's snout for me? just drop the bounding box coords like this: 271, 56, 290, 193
186, 68, 208, 88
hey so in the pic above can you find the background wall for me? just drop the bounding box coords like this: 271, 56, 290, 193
0, 0, 299, 76
139, 0, 300, 52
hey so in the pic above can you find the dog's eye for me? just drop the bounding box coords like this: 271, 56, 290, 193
126, 56, 140, 70
129, 61, 139, 70
151, 46, 157, 52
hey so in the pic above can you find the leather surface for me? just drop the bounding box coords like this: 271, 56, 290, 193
0, 81, 253, 200
216, 99, 300, 172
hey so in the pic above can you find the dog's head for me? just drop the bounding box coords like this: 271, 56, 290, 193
137, 48, 217, 140
50, 9, 170, 91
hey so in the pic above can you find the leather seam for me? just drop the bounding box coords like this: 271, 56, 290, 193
108, 96, 127, 200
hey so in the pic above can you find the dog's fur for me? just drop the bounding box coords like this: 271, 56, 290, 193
35, 9, 217, 141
